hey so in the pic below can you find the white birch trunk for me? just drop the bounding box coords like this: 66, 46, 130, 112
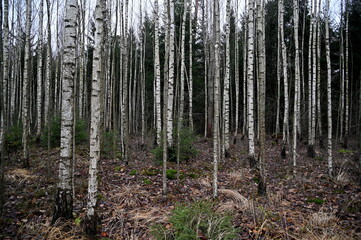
213, 0, 221, 198
22, 0, 32, 168
325, 0, 333, 176
223, 0, 231, 154
247, 0, 255, 161
154, 0, 162, 145
36, 0, 44, 136
167, 0, 175, 146
292, 0, 300, 173
189, 0, 194, 130
280, 0, 289, 151
85, 0, 104, 233
54, 0, 77, 221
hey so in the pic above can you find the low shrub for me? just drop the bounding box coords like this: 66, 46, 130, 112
151, 200, 238, 240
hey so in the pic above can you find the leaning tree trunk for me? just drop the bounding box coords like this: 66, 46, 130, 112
22, 0, 32, 168
53, 0, 77, 223
325, 0, 333, 176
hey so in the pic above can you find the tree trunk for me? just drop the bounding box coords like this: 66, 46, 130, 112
292, 0, 300, 173
213, 0, 220, 198
22, 0, 32, 168
85, 0, 104, 234
247, 0, 256, 167
325, 0, 333, 176
257, 0, 266, 194
154, 0, 161, 145
53, 0, 77, 223
36, 0, 44, 137
222, 0, 231, 157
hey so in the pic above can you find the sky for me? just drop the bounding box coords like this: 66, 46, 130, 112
9, 0, 344, 54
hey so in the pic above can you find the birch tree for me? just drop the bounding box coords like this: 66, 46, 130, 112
53, 0, 77, 222
222, 0, 231, 156
154, 0, 161, 145
189, 0, 194, 130
213, 0, 221, 198
279, 0, 289, 157
85, 0, 104, 234
177, 0, 187, 181
325, 0, 333, 176
257, 0, 266, 194
22, 0, 32, 168
247, 0, 256, 166
36, 0, 44, 136
292, 0, 300, 173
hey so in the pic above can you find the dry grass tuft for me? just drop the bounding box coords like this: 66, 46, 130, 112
267, 190, 285, 207
110, 184, 148, 208
6, 168, 37, 184
218, 189, 252, 211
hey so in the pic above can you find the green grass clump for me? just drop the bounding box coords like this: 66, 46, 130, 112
338, 149, 353, 154
141, 168, 160, 176
166, 169, 185, 180
143, 179, 152, 185
129, 169, 137, 176
187, 172, 199, 179
151, 200, 238, 240
114, 166, 122, 172
315, 156, 324, 161
306, 198, 325, 204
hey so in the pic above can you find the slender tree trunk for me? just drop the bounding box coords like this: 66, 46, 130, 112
325, 0, 333, 176
167, 0, 175, 146
213, 0, 220, 198
316, 4, 323, 147
154, 0, 162, 145
279, 0, 289, 157
276, 2, 281, 137
53, 0, 77, 223
36, 0, 44, 137
257, 0, 266, 194
247, 0, 256, 166
222, 0, 231, 157
22, 0, 32, 168
177, 0, 187, 182
292, 0, 300, 173
308, 0, 316, 157
344, 1, 349, 147
189, 0, 194, 130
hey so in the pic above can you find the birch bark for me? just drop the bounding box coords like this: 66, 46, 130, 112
53, 0, 77, 222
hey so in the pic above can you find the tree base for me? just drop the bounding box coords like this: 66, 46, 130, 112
83, 213, 99, 236
307, 144, 315, 158
281, 144, 287, 159
225, 149, 231, 158
52, 188, 73, 224
248, 155, 257, 169
341, 137, 348, 149
319, 137, 325, 149
22, 157, 30, 168
257, 179, 267, 195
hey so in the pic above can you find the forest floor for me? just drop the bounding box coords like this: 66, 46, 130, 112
0, 135, 361, 239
